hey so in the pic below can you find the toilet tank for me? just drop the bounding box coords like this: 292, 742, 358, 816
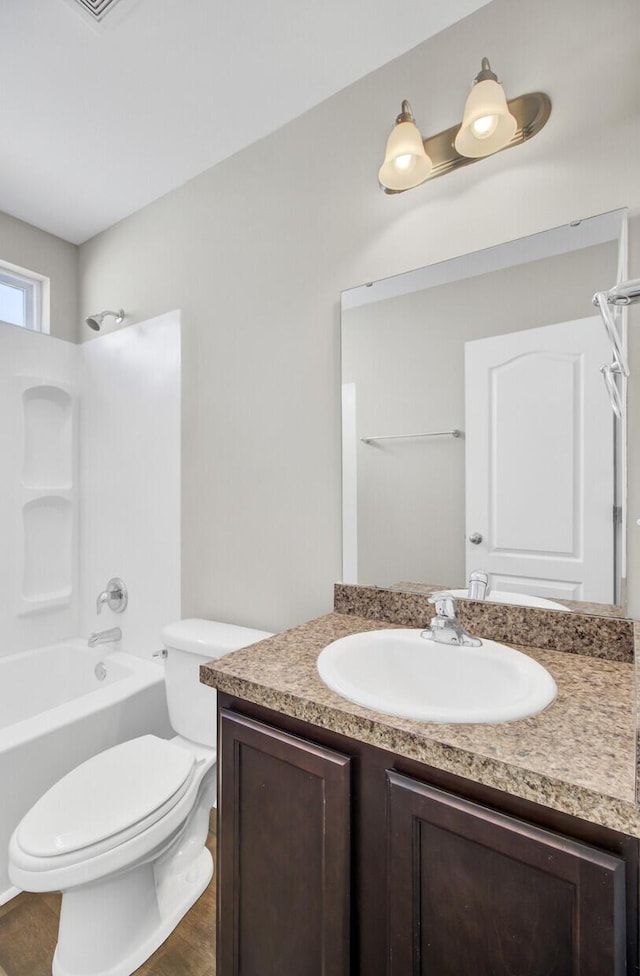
161, 619, 273, 747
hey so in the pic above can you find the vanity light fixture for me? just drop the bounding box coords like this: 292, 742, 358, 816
377, 101, 433, 192
454, 58, 517, 158
378, 57, 551, 193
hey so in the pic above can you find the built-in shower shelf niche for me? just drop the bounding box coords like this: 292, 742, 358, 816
18, 493, 74, 615
19, 379, 75, 490
16, 377, 77, 617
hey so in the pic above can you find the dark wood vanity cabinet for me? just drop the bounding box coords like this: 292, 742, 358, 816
217, 709, 351, 976
387, 770, 626, 976
217, 700, 638, 976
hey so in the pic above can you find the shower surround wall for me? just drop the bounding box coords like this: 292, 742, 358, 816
0, 324, 78, 654
0, 312, 180, 658
79, 312, 181, 655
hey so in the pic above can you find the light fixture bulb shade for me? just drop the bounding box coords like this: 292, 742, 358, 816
378, 119, 432, 191
454, 78, 517, 158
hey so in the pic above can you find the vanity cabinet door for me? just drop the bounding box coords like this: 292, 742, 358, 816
386, 770, 626, 976
218, 709, 352, 976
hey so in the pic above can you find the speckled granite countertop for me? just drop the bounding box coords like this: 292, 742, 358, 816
201, 610, 639, 837
390, 580, 625, 618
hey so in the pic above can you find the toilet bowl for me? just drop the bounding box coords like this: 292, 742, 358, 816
8, 619, 272, 976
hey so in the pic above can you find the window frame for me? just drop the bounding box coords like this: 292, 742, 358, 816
0, 261, 50, 334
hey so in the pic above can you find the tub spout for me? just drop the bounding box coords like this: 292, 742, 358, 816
88, 627, 122, 648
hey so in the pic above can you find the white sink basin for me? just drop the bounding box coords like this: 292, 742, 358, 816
317, 629, 557, 724
449, 589, 570, 611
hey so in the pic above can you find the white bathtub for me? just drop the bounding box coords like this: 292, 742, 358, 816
0, 639, 172, 904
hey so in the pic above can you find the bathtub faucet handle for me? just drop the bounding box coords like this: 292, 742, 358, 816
96, 578, 128, 615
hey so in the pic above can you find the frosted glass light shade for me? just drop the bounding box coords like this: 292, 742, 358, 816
454, 78, 517, 158
378, 120, 432, 191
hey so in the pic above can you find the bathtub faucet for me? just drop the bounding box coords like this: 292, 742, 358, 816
96, 578, 128, 615
88, 627, 122, 648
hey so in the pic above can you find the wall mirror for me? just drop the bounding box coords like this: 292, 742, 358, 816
341, 209, 628, 616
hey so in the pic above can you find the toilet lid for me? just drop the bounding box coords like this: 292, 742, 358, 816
17, 735, 195, 858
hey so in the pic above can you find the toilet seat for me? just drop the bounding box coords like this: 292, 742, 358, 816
9, 742, 215, 894
14, 736, 196, 870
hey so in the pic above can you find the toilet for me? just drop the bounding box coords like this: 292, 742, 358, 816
8, 618, 272, 976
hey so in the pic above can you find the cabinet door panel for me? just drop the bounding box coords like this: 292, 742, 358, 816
387, 770, 626, 976
218, 709, 351, 976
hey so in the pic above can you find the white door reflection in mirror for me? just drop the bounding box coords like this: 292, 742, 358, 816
465, 316, 614, 603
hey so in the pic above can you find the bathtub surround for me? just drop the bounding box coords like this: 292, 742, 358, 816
79, 311, 181, 657
0, 312, 180, 658
0, 323, 79, 654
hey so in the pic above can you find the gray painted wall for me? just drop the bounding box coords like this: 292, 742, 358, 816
0, 211, 77, 342
76, 0, 640, 632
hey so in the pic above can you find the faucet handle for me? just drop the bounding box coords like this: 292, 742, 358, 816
424, 590, 482, 647
97, 578, 128, 615
468, 570, 489, 600
428, 591, 457, 618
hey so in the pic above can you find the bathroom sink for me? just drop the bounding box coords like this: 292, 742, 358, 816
449, 589, 570, 611
317, 629, 557, 724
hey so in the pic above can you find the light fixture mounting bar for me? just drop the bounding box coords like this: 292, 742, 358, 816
383, 92, 551, 194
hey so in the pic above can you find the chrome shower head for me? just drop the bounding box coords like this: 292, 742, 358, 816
84, 308, 125, 331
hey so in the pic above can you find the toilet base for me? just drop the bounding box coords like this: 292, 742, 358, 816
51, 847, 213, 976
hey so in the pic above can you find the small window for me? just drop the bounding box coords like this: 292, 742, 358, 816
0, 262, 49, 334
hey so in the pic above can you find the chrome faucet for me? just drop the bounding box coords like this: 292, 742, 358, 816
88, 627, 122, 648
468, 570, 490, 600
421, 592, 482, 647
96, 578, 128, 615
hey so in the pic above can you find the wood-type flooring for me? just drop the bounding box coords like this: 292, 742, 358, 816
0, 828, 216, 976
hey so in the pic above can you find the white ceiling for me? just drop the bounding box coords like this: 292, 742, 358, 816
0, 0, 491, 245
